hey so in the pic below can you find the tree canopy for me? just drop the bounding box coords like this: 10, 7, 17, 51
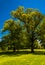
1, 6, 45, 53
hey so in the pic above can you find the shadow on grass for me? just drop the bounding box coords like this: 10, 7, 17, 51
0, 50, 30, 56
0, 50, 45, 56
33, 51, 45, 55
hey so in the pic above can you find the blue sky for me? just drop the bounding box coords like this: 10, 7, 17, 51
0, 0, 45, 38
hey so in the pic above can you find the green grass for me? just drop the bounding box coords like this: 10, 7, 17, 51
0, 49, 45, 65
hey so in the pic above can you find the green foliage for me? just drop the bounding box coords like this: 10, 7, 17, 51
1, 6, 45, 52
34, 40, 41, 49
11, 6, 44, 52
2, 19, 22, 51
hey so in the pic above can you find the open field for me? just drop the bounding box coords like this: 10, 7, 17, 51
0, 49, 45, 65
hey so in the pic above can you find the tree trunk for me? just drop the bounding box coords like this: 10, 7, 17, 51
31, 41, 34, 53
31, 31, 34, 53
13, 45, 16, 52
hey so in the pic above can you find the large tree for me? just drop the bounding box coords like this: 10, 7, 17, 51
2, 6, 45, 53
11, 6, 44, 53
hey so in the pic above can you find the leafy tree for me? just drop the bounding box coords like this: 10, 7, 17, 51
11, 6, 44, 53
2, 6, 45, 53
2, 19, 22, 52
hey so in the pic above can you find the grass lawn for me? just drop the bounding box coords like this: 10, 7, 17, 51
0, 49, 45, 65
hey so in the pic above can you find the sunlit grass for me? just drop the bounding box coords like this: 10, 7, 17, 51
0, 49, 45, 65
